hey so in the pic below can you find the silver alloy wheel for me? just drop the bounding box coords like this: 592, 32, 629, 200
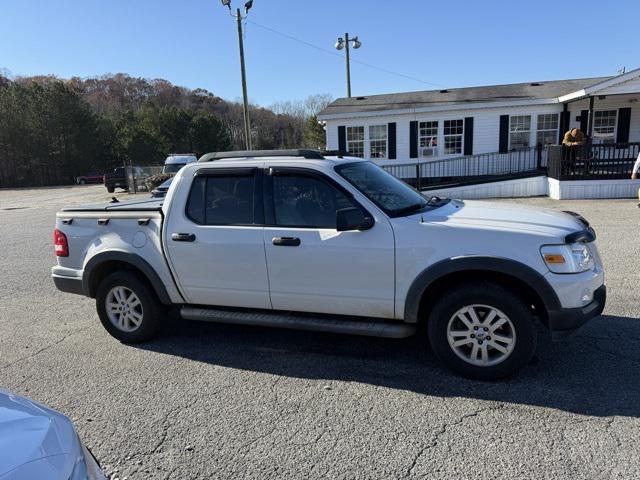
106, 286, 144, 332
446, 304, 516, 367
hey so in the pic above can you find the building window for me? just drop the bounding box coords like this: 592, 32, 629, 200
346, 126, 365, 157
369, 125, 387, 159
443, 119, 463, 155
593, 110, 617, 144
419, 121, 438, 157
536, 113, 559, 146
509, 115, 531, 150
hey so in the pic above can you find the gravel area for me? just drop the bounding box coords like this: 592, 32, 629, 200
0, 184, 638, 479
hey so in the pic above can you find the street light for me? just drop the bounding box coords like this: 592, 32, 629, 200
219, 0, 254, 150
334, 33, 361, 98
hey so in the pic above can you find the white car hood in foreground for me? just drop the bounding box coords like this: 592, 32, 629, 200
0, 390, 77, 479
415, 200, 584, 240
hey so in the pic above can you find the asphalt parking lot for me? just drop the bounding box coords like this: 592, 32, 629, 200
1, 184, 639, 479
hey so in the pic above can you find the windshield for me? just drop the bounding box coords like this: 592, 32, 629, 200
159, 178, 173, 189
335, 162, 431, 216
163, 163, 186, 174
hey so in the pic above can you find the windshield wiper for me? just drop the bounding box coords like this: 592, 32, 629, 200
392, 201, 428, 216
426, 196, 451, 207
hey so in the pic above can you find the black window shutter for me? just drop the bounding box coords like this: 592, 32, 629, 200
580, 110, 589, 134
387, 122, 396, 159
499, 115, 509, 153
337, 126, 346, 153
617, 108, 631, 143
409, 121, 418, 159
464, 117, 474, 155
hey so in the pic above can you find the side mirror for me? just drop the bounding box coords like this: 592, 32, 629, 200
336, 207, 374, 232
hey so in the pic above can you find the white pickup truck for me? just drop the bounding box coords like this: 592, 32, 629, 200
52, 149, 606, 379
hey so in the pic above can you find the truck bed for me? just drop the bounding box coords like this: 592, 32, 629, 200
53, 197, 176, 300
60, 197, 164, 212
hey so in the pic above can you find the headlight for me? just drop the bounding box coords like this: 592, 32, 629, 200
541, 243, 595, 274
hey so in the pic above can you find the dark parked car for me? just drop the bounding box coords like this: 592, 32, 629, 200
150, 177, 173, 198
76, 172, 104, 185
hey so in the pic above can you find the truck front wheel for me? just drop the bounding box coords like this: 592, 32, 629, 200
96, 271, 164, 343
427, 282, 537, 380
106, 186, 115, 193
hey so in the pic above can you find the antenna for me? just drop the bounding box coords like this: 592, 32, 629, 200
617, 66, 626, 75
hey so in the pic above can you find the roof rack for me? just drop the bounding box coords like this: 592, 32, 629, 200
321, 150, 349, 158
198, 149, 325, 162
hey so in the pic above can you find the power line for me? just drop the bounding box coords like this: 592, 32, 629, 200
245, 19, 445, 88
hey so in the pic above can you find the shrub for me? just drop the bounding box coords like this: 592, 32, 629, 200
145, 173, 174, 191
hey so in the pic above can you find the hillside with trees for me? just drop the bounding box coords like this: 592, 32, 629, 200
0, 72, 331, 187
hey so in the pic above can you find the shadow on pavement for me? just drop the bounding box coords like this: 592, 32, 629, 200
137, 313, 640, 417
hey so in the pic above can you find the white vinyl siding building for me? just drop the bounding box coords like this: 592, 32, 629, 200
318, 68, 640, 166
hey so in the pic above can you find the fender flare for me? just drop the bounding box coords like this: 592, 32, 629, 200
403, 256, 561, 323
82, 251, 172, 305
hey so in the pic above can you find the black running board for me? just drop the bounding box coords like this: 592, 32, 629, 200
180, 307, 416, 339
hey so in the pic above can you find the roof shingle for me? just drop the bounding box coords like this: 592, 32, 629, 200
319, 77, 611, 116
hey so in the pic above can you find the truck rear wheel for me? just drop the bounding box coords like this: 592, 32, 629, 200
427, 282, 537, 380
96, 271, 164, 343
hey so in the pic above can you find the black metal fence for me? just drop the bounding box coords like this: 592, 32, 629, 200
381, 146, 546, 190
547, 143, 639, 180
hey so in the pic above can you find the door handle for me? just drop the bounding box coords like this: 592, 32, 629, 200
272, 236, 301, 247
171, 232, 196, 242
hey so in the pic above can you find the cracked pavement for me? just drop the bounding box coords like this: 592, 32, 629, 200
0, 185, 639, 479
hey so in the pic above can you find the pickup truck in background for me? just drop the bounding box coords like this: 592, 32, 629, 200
103, 166, 148, 193
52, 149, 606, 379
103, 167, 127, 193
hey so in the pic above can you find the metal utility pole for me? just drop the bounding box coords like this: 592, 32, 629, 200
236, 8, 252, 150
221, 0, 254, 150
335, 33, 361, 98
344, 32, 352, 98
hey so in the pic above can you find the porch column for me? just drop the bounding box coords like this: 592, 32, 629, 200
558, 103, 569, 144
587, 96, 595, 139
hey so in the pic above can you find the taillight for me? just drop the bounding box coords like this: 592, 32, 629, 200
53, 229, 69, 257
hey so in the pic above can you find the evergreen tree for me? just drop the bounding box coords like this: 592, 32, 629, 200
303, 116, 326, 149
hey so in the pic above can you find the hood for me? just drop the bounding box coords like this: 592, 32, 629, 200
0, 390, 77, 477
413, 200, 584, 240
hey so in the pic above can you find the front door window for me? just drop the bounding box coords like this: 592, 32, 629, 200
272, 173, 359, 229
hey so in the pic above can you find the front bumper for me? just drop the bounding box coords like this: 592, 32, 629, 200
547, 284, 606, 340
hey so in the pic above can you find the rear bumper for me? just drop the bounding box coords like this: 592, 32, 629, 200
548, 284, 606, 341
52, 266, 86, 296
52, 274, 85, 296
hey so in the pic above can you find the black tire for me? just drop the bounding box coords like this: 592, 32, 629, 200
106, 186, 115, 193
427, 282, 537, 380
78, 178, 86, 185
95, 271, 164, 343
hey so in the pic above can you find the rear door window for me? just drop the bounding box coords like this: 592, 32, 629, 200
186, 172, 257, 225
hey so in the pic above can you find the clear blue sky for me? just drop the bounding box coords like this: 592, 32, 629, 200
1, 0, 638, 106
